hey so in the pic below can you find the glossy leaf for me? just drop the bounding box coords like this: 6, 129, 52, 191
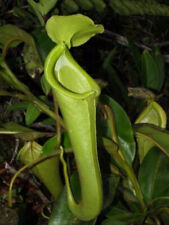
134, 123, 169, 157
138, 147, 169, 203
46, 14, 104, 48
0, 122, 51, 140
98, 95, 136, 164
141, 50, 162, 91
135, 101, 166, 162
17, 141, 62, 199
25, 103, 41, 126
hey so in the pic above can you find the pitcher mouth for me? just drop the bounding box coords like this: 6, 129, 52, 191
45, 43, 100, 100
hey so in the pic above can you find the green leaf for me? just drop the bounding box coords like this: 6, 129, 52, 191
134, 123, 169, 157
0, 122, 51, 140
28, 0, 58, 25
40, 74, 51, 95
91, 0, 106, 12
61, 0, 79, 14
103, 175, 120, 209
138, 147, 169, 204
25, 103, 41, 126
0, 25, 42, 72
152, 47, 165, 90
128, 38, 141, 73
109, 0, 169, 16
32, 29, 55, 63
102, 207, 144, 225
102, 50, 128, 103
17, 141, 62, 199
28, 0, 57, 16
151, 197, 169, 209
141, 50, 162, 91
98, 95, 136, 164
23, 43, 43, 79
135, 101, 167, 162
41, 136, 58, 156
74, 0, 93, 11
46, 14, 104, 48
6, 101, 29, 112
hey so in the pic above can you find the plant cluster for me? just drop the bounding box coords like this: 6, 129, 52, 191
1, 1, 169, 225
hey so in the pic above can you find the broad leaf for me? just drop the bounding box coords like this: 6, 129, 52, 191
46, 14, 104, 48
134, 123, 169, 157
25, 103, 41, 126
98, 95, 136, 164
138, 147, 169, 204
135, 101, 166, 162
0, 122, 51, 140
141, 50, 162, 91
17, 141, 62, 199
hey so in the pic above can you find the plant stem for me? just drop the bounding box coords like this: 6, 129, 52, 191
52, 89, 61, 147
